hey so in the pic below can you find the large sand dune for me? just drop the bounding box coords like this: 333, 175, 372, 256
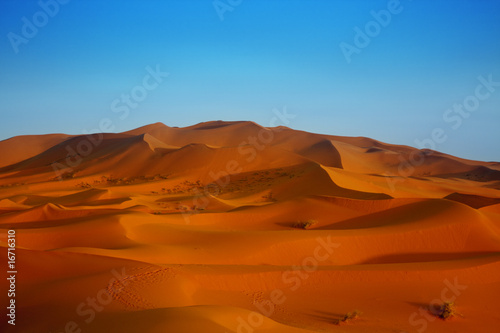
1, 121, 499, 332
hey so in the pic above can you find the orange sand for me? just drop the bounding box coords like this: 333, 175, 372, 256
0, 121, 499, 332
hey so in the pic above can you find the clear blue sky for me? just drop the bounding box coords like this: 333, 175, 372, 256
1, 0, 499, 161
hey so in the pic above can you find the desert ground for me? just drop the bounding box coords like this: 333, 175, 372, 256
1, 121, 499, 332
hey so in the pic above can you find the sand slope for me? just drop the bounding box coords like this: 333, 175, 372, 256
0, 121, 499, 333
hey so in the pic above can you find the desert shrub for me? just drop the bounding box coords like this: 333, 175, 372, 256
434, 301, 458, 320
293, 219, 318, 229
261, 191, 277, 202
333, 310, 361, 325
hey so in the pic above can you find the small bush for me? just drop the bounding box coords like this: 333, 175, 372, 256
333, 310, 361, 325
434, 302, 458, 320
293, 219, 318, 229
261, 191, 277, 202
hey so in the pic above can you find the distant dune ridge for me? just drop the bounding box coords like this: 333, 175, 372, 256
0, 121, 499, 333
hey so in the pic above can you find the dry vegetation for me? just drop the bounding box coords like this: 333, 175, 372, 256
292, 219, 318, 229
434, 301, 460, 320
333, 310, 361, 325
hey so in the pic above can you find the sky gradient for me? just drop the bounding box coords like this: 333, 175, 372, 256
1, 0, 499, 161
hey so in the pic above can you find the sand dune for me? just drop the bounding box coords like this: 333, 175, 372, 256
0, 133, 71, 168
0, 121, 499, 333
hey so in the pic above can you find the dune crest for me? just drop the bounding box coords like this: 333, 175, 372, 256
0, 121, 499, 333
